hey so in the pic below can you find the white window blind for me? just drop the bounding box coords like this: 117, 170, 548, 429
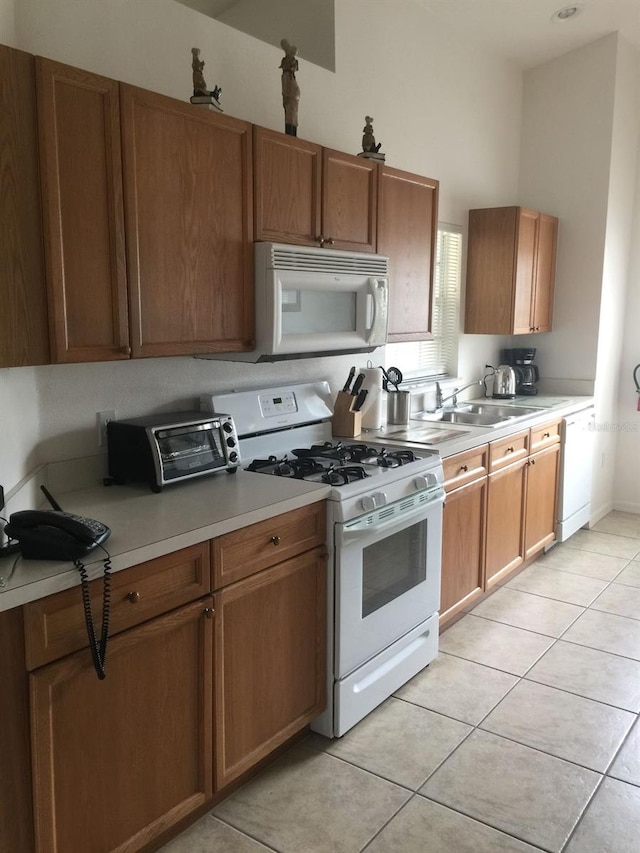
386, 224, 462, 378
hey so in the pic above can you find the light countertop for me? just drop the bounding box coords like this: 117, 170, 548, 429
0, 471, 330, 612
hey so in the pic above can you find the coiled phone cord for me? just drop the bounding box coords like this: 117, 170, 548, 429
75, 548, 112, 680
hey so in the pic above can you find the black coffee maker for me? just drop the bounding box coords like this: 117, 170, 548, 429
501, 348, 539, 396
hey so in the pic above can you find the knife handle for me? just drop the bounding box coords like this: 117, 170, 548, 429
351, 373, 365, 396
353, 389, 368, 412
342, 366, 356, 393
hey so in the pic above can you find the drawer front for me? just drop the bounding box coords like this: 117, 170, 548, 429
212, 501, 326, 589
24, 543, 210, 670
530, 418, 562, 453
443, 445, 488, 492
489, 430, 529, 472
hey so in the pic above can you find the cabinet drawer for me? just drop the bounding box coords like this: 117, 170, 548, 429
443, 445, 488, 492
212, 501, 326, 589
530, 419, 562, 453
489, 430, 529, 472
24, 543, 210, 669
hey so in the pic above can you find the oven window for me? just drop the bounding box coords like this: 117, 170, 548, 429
157, 428, 224, 479
281, 290, 357, 334
362, 520, 427, 617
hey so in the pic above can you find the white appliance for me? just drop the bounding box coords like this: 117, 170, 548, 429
557, 407, 595, 541
203, 382, 444, 738
200, 243, 389, 362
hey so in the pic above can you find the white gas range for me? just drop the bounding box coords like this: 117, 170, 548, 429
202, 381, 445, 737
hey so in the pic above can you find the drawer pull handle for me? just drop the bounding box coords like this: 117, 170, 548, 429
126, 591, 140, 604
506, 446, 514, 453
460, 465, 468, 472
543, 432, 550, 438
270, 535, 281, 546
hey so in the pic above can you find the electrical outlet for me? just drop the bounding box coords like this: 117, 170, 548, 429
97, 410, 116, 446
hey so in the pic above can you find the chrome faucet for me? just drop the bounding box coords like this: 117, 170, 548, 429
435, 380, 482, 410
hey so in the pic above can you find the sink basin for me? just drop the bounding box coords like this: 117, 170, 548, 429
413, 402, 543, 427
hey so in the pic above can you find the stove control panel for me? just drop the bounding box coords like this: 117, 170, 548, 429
360, 491, 387, 512
259, 391, 298, 418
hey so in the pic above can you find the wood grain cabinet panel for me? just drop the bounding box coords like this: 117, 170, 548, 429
440, 477, 486, 626
322, 148, 377, 252
214, 548, 326, 789
442, 445, 488, 493
464, 206, 558, 335
377, 166, 439, 341
524, 443, 560, 559
485, 458, 527, 588
30, 599, 213, 853
121, 85, 254, 357
24, 543, 210, 669
212, 501, 326, 588
36, 57, 130, 363
253, 126, 322, 245
0, 45, 49, 367
530, 418, 562, 453
488, 429, 529, 472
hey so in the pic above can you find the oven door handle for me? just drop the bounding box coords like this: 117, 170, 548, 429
340, 490, 444, 540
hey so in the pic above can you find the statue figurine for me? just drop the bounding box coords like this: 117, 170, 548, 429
280, 39, 300, 136
362, 116, 382, 154
191, 47, 222, 109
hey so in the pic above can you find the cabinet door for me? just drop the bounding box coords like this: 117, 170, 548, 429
531, 213, 558, 333
378, 166, 438, 341
322, 149, 377, 252
440, 477, 486, 626
30, 599, 213, 853
485, 459, 527, 588
524, 443, 560, 559
512, 208, 538, 334
214, 548, 326, 789
121, 85, 254, 357
37, 58, 130, 362
0, 46, 49, 367
253, 126, 322, 246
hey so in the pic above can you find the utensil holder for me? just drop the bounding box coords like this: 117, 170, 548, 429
386, 390, 411, 425
332, 391, 362, 437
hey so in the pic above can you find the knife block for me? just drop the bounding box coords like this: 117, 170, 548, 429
332, 391, 362, 438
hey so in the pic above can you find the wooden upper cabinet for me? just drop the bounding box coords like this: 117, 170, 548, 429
253, 127, 377, 252
322, 148, 377, 252
377, 166, 438, 341
0, 46, 49, 367
121, 85, 254, 357
36, 57, 130, 363
464, 206, 558, 335
253, 126, 322, 245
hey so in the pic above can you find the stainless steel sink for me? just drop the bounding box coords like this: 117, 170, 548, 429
413, 402, 543, 427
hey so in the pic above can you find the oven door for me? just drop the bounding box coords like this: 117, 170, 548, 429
334, 491, 443, 679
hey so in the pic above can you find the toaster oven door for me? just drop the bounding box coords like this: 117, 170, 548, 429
153, 423, 227, 483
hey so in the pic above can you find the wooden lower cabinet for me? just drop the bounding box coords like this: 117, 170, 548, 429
440, 478, 486, 624
524, 443, 560, 559
214, 547, 327, 789
30, 598, 213, 853
485, 458, 528, 589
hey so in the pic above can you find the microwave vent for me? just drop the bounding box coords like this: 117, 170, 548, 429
268, 244, 388, 277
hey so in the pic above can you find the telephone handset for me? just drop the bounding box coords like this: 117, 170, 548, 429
3, 487, 112, 679
5, 510, 111, 560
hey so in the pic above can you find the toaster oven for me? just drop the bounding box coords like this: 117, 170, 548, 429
106, 411, 239, 492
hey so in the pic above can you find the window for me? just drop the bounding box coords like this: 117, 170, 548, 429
385, 224, 462, 380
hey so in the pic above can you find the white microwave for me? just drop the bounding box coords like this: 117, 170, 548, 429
202, 242, 389, 362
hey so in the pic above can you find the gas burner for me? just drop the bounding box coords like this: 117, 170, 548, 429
378, 449, 420, 467
245, 455, 328, 479
293, 442, 353, 462
321, 465, 369, 486
245, 455, 278, 472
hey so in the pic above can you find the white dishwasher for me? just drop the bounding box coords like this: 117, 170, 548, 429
557, 407, 595, 542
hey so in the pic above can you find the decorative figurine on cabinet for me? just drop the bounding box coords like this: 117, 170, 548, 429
190, 47, 223, 111
279, 38, 300, 136
358, 116, 385, 161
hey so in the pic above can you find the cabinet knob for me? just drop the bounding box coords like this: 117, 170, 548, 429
325, 237, 335, 246
530, 458, 536, 465
270, 535, 281, 546
316, 235, 325, 246
543, 432, 550, 438
204, 607, 215, 619
460, 464, 468, 472
506, 446, 514, 453
121, 345, 132, 356
126, 591, 140, 604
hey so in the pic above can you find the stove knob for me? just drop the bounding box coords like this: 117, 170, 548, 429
414, 476, 429, 491
360, 492, 387, 512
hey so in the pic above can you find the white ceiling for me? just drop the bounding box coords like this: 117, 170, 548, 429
413, 0, 640, 68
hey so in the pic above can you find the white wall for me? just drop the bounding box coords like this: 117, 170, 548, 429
0, 0, 522, 497
519, 34, 640, 521
0, 0, 14, 45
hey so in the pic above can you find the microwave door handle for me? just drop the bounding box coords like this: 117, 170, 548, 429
365, 280, 377, 339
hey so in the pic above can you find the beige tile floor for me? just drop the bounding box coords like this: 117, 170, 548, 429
162, 511, 640, 853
